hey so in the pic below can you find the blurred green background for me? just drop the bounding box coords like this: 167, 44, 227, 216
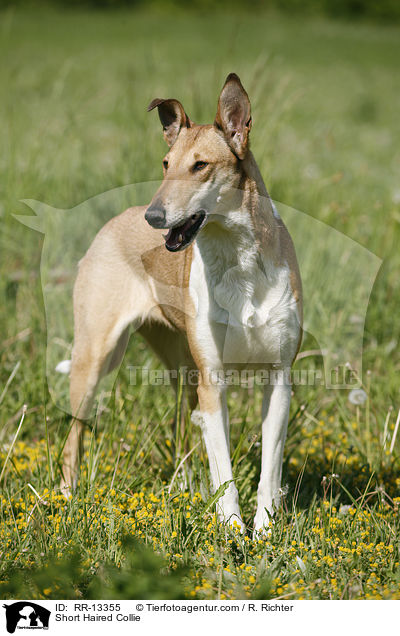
2, 0, 400, 22
1, 1, 400, 600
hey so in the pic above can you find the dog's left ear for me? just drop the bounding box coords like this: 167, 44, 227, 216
214, 73, 252, 160
147, 98, 192, 147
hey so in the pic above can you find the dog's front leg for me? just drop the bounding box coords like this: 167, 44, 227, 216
254, 381, 291, 533
192, 380, 245, 532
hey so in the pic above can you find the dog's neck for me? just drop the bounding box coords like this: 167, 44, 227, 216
241, 152, 280, 253
197, 151, 279, 272
194, 152, 282, 322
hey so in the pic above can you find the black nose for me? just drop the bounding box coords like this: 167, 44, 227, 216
145, 204, 166, 228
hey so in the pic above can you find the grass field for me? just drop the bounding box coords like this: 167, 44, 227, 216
1, 6, 400, 600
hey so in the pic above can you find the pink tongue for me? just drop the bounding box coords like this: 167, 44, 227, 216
165, 227, 182, 250
165, 218, 193, 249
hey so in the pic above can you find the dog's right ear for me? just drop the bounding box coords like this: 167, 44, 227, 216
147, 98, 192, 147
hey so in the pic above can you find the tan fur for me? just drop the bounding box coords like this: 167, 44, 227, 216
61, 75, 303, 514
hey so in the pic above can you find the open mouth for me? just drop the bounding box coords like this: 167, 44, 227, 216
163, 210, 207, 252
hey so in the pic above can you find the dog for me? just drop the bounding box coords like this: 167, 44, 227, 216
60, 73, 302, 534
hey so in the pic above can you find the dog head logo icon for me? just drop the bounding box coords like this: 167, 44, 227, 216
3, 602, 50, 634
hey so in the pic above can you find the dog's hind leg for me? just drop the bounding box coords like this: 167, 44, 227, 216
60, 321, 132, 496
60, 255, 154, 496
138, 321, 198, 466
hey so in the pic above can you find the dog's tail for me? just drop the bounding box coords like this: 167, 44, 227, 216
55, 359, 72, 375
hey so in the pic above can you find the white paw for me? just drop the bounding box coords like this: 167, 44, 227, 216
253, 524, 273, 541
254, 508, 274, 539
225, 513, 246, 534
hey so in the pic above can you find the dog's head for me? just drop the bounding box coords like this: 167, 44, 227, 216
145, 73, 252, 252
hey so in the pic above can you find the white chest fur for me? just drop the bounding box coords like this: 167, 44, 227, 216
189, 231, 300, 370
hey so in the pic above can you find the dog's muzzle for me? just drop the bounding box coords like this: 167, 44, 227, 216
145, 204, 166, 228
163, 210, 207, 252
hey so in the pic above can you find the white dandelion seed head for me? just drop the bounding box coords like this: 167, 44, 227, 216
348, 388, 367, 405
339, 504, 352, 515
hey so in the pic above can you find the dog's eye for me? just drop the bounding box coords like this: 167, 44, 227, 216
192, 161, 208, 172
163, 160, 168, 170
